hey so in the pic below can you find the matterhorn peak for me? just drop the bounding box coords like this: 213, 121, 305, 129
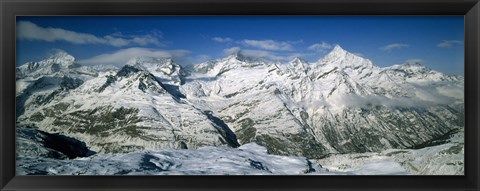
323, 44, 349, 60
320, 44, 373, 64
314, 44, 377, 74
331, 44, 347, 53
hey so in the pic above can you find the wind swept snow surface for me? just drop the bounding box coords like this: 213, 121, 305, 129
17, 143, 330, 175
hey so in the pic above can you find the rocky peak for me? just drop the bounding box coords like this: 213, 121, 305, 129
16, 50, 76, 79
288, 57, 310, 75
290, 57, 308, 65
311, 45, 376, 81
46, 51, 76, 67
225, 52, 263, 64
326, 44, 348, 58
126, 56, 186, 85
116, 65, 142, 78
320, 45, 371, 67
127, 57, 173, 67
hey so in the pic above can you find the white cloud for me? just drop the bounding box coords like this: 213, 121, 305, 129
238, 49, 286, 61
131, 35, 161, 46
437, 40, 463, 48
297, 100, 331, 109
436, 84, 464, 101
287, 53, 312, 60
242, 39, 293, 51
17, 21, 161, 47
308, 42, 333, 52
78, 47, 190, 66
223, 47, 304, 62
380, 43, 409, 51
335, 93, 455, 109
223, 47, 242, 55
287, 40, 304, 44
212, 37, 233, 43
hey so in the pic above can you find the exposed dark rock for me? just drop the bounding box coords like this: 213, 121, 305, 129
16, 125, 96, 159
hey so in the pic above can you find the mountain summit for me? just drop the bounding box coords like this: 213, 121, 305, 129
318, 44, 375, 69
326, 44, 348, 58
16, 51, 77, 80
47, 50, 76, 65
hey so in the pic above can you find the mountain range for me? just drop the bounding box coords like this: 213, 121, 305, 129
16, 45, 464, 161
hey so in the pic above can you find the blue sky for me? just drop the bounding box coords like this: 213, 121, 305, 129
16, 16, 464, 75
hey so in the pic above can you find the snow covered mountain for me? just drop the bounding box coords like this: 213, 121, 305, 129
16, 45, 464, 171
16, 51, 77, 80
17, 53, 239, 153
181, 45, 463, 157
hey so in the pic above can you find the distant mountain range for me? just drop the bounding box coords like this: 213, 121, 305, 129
16, 45, 464, 161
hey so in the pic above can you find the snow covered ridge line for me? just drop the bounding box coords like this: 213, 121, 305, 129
15, 45, 464, 169
14, 141, 428, 176
17, 143, 331, 175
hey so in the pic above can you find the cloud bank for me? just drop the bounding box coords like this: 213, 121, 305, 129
223, 47, 308, 62
308, 42, 333, 52
17, 21, 161, 47
212, 37, 233, 43
333, 94, 456, 109
380, 43, 409, 51
78, 47, 190, 66
437, 40, 463, 48
241, 39, 294, 51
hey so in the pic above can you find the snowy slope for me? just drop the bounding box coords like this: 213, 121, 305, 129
17, 143, 329, 175
17, 125, 462, 175
182, 55, 328, 158
315, 128, 464, 175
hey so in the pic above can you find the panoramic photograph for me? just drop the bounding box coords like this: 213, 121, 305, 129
15, 16, 464, 175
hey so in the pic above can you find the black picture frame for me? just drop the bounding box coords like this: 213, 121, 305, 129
1, 0, 479, 190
